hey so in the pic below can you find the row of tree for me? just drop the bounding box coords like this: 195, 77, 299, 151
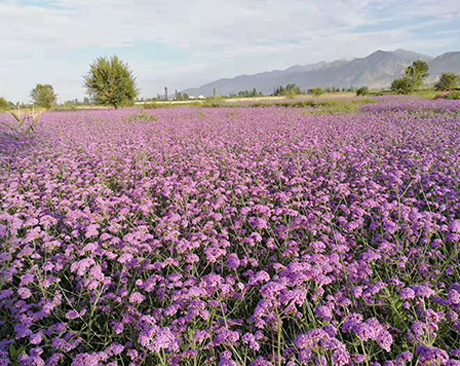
3, 57, 459, 111
229, 89, 263, 98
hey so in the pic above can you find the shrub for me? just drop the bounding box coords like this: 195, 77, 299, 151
83, 56, 139, 109
391, 78, 413, 95
447, 90, 460, 100
435, 73, 460, 91
312, 88, 323, 96
356, 87, 369, 96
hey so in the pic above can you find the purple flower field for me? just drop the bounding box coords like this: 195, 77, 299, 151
1, 101, 460, 366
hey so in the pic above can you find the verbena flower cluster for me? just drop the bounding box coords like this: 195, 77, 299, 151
1, 101, 460, 366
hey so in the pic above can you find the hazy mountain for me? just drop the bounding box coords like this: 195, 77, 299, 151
427, 52, 460, 79
183, 49, 460, 96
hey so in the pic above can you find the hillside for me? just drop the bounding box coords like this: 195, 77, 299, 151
183, 49, 460, 96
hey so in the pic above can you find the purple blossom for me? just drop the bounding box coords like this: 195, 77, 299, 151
129, 292, 146, 305
1, 101, 460, 364
449, 220, 460, 233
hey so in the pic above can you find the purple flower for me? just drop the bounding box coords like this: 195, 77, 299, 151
417, 346, 449, 366
333, 349, 351, 366
214, 329, 240, 346
449, 220, 460, 233
129, 292, 146, 304
139, 326, 178, 353
400, 288, 416, 300
226, 253, 241, 271
448, 288, 460, 305
315, 306, 333, 322
18, 287, 32, 299
71, 353, 102, 366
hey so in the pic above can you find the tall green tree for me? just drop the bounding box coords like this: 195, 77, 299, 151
30, 84, 57, 109
391, 60, 429, 94
405, 60, 429, 90
435, 73, 460, 91
83, 56, 139, 109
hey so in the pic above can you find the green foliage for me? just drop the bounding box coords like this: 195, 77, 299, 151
0, 97, 11, 111
391, 78, 413, 95
412, 89, 439, 99
312, 88, 323, 96
356, 87, 369, 96
142, 97, 376, 112
391, 61, 429, 95
30, 84, 57, 109
446, 90, 460, 100
9, 343, 26, 362
405, 60, 429, 90
83, 56, 139, 109
235, 88, 262, 98
435, 73, 460, 91
273, 84, 302, 96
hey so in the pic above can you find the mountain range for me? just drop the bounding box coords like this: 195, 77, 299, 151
183, 49, 460, 96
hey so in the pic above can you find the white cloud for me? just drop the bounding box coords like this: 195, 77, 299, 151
0, 0, 459, 101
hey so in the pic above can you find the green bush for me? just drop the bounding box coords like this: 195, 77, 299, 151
391, 78, 413, 95
312, 88, 323, 96
447, 90, 460, 100
435, 73, 460, 91
356, 87, 369, 96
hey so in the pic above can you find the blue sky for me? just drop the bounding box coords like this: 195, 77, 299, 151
1, 0, 460, 102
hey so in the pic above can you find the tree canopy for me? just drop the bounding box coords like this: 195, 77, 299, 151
356, 87, 369, 96
30, 84, 57, 109
0, 97, 11, 111
83, 56, 139, 109
391, 60, 429, 94
405, 60, 429, 90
